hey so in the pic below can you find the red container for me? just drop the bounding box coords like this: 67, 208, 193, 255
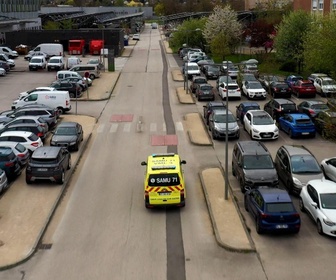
68, 39, 85, 55
89, 40, 104, 55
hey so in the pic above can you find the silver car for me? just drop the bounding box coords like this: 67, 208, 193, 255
208, 109, 240, 140
0, 141, 30, 167
0, 168, 8, 193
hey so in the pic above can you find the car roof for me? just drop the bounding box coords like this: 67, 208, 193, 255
272, 98, 295, 104
303, 100, 325, 105
240, 101, 259, 107
208, 101, 226, 107
0, 131, 33, 137
258, 187, 292, 203
236, 141, 270, 155
31, 146, 62, 158
146, 153, 182, 174
248, 110, 269, 116
7, 123, 40, 128
213, 109, 232, 115
285, 113, 311, 120
56, 122, 78, 127
308, 179, 336, 194
281, 145, 312, 156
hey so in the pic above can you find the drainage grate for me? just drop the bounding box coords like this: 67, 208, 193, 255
39, 243, 52, 250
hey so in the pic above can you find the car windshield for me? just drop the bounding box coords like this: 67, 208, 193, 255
281, 104, 297, 111
208, 66, 219, 71
55, 127, 77, 135
31, 58, 41, 63
249, 83, 263, 89
148, 174, 180, 186
243, 155, 274, 169
322, 79, 336, 85
311, 104, 329, 110
301, 83, 314, 87
290, 155, 321, 174
266, 202, 295, 213
200, 85, 212, 91
214, 114, 236, 123
187, 65, 199, 71
31, 158, 57, 164
320, 193, 336, 209
296, 119, 312, 125
244, 106, 259, 112
253, 115, 274, 125
49, 58, 59, 63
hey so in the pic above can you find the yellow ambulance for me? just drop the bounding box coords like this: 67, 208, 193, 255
141, 153, 187, 208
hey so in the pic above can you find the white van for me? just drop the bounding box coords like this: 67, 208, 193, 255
69, 64, 101, 79
0, 46, 18, 58
66, 56, 81, 69
12, 91, 71, 113
28, 43, 64, 58
56, 70, 82, 80
47, 56, 65, 71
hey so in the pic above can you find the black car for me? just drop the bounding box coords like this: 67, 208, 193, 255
195, 83, 215, 101
263, 98, 298, 121
313, 110, 336, 139
26, 146, 71, 184
258, 75, 279, 90
50, 122, 84, 151
50, 80, 82, 98
269, 81, 292, 98
60, 77, 88, 91
203, 101, 226, 125
203, 65, 220, 79
0, 147, 21, 180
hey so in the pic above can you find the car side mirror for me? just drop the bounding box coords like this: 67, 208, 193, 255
181, 160, 186, 164
311, 202, 318, 209
141, 161, 147, 166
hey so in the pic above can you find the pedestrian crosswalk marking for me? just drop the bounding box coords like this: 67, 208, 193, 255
110, 123, 118, 133
97, 122, 184, 133
150, 123, 157, 132
123, 123, 131, 132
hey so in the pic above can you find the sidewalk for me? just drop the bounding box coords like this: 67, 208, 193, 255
0, 38, 254, 270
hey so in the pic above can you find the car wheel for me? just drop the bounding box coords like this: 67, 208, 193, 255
317, 219, 324, 235
57, 170, 65, 184
256, 217, 264, 234
239, 177, 246, 193
299, 198, 306, 212
89, 74, 95, 80
67, 157, 71, 170
26, 177, 32, 184
74, 142, 79, 151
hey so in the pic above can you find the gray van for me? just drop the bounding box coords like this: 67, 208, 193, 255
69, 64, 100, 80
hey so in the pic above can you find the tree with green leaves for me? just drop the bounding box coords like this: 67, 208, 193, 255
274, 10, 313, 73
304, 15, 336, 76
202, 5, 242, 61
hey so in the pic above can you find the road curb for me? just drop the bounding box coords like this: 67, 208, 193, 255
184, 113, 212, 146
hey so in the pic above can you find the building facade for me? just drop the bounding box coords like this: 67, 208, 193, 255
293, 0, 336, 14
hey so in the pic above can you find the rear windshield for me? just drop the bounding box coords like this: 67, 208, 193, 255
311, 104, 329, 110
15, 143, 26, 153
266, 202, 295, 213
290, 155, 321, 174
227, 85, 239, 90
243, 155, 274, 169
301, 83, 314, 87
49, 58, 60, 63
28, 133, 39, 141
0, 148, 13, 160
295, 119, 312, 125
281, 104, 297, 111
31, 158, 57, 164
148, 174, 180, 186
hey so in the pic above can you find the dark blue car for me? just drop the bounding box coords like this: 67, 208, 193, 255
235, 101, 260, 123
278, 113, 316, 138
285, 75, 303, 88
244, 187, 301, 234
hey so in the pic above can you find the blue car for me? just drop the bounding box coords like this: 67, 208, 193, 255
278, 113, 316, 138
244, 187, 301, 234
235, 101, 260, 123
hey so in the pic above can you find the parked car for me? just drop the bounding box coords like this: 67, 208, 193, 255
61, 77, 89, 91
0, 131, 43, 154
208, 109, 239, 140
0, 116, 49, 135
26, 146, 71, 184
274, 145, 323, 194
203, 65, 220, 79
313, 77, 336, 97
0, 53, 15, 68
132, 34, 140, 40
232, 141, 279, 193
190, 76, 207, 93
242, 81, 266, 99
195, 83, 215, 101
198, 59, 214, 73
3, 123, 48, 142
0, 141, 30, 167
47, 56, 65, 71
222, 65, 239, 80
241, 63, 259, 77
297, 100, 329, 119
291, 79, 316, 98
258, 75, 279, 90
50, 80, 82, 98
278, 113, 316, 138
218, 80, 241, 100
0, 67, 6, 76
244, 187, 301, 234
0, 168, 8, 193
28, 56, 47, 71
313, 110, 336, 138
264, 98, 298, 121
184, 62, 201, 80
0, 146, 21, 180
87, 58, 104, 70
24, 51, 48, 61
237, 73, 258, 88
307, 73, 329, 83
203, 101, 226, 125
320, 157, 336, 182
269, 81, 292, 98
50, 122, 83, 151
243, 110, 279, 140
0, 61, 10, 72
299, 179, 336, 236
216, 75, 233, 91
235, 101, 260, 123
285, 75, 303, 88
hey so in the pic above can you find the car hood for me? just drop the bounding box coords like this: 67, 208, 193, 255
214, 122, 238, 130
321, 209, 336, 222
244, 169, 278, 182
292, 173, 324, 186
51, 135, 77, 142
252, 124, 277, 132
322, 85, 336, 90
247, 88, 265, 93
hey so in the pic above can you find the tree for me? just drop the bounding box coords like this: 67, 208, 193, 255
203, 5, 242, 60
304, 16, 336, 76
274, 10, 313, 73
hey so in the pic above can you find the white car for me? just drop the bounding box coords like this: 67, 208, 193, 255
242, 81, 266, 99
18, 86, 56, 99
218, 81, 241, 100
299, 179, 336, 237
0, 53, 15, 68
243, 110, 279, 140
321, 157, 336, 182
0, 131, 43, 153
132, 34, 140, 40
0, 67, 6, 76
313, 77, 336, 97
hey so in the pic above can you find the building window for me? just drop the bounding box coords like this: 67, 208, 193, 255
312, 0, 317, 10
333, 0, 336, 10
318, 0, 324, 10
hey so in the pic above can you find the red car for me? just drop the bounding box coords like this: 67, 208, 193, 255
291, 80, 316, 98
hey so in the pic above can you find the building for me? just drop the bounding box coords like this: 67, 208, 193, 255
293, 0, 336, 14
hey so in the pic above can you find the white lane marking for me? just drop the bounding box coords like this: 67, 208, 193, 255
110, 123, 118, 133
